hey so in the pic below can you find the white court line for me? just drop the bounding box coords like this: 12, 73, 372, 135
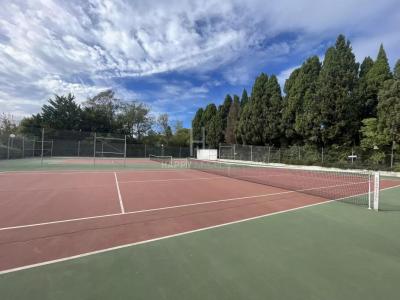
0, 169, 190, 176
0, 199, 335, 275
119, 176, 223, 184
0, 184, 399, 275
114, 172, 125, 214
0, 180, 372, 231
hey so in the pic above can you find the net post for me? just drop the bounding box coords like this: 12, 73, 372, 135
368, 173, 372, 210
40, 128, 44, 167
124, 135, 127, 167
373, 172, 380, 211
93, 132, 96, 166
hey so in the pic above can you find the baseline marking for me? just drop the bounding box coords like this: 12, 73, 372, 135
114, 172, 125, 214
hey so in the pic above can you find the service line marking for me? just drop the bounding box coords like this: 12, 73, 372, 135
114, 172, 125, 214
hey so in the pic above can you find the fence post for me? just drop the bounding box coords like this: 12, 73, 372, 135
321, 147, 324, 164
7, 136, 10, 159
179, 146, 182, 158
51, 140, 54, 158
144, 143, 147, 158
124, 135, 127, 167
22, 137, 25, 158
391, 141, 394, 169
40, 128, 44, 167
267, 146, 271, 164
219, 143, 221, 159
77, 141, 80, 157
250, 145, 253, 161
93, 133, 96, 166
233, 144, 236, 160
298, 146, 301, 160
32, 138, 35, 157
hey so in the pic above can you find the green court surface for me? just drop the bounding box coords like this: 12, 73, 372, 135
0, 157, 180, 172
1, 187, 400, 300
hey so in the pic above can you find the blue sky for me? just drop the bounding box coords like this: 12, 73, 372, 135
1, 0, 399, 127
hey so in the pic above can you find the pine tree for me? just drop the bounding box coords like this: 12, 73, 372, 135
358, 57, 375, 119
317, 35, 360, 146
225, 96, 240, 144
364, 44, 392, 117
206, 111, 223, 148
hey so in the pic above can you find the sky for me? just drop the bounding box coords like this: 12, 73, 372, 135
0, 0, 399, 127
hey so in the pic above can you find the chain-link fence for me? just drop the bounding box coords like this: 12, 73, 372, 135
219, 143, 400, 171
0, 128, 190, 161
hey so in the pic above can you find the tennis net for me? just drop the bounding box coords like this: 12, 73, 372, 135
188, 159, 376, 207
149, 155, 173, 165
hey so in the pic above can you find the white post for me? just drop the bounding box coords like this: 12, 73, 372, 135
368, 173, 372, 209
41, 128, 44, 167
373, 172, 380, 211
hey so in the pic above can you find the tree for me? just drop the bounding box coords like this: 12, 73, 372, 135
225, 95, 240, 144
358, 57, 375, 119
240, 89, 249, 107
245, 73, 269, 145
364, 45, 392, 117
118, 102, 154, 141
41, 94, 81, 130
192, 108, 204, 141
0, 113, 17, 135
377, 79, 400, 143
218, 95, 232, 140
394, 59, 400, 80
263, 75, 283, 145
316, 35, 360, 146
81, 90, 120, 132
157, 113, 169, 134
170, 127, 190, 146
207, 112, 223, 148
360, 118, 390, 164
282, 56, 321, 145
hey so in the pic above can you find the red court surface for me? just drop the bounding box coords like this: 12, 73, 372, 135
0, 169, 399, 273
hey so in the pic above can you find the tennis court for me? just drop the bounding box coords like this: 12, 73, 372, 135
1, 157, 400, 299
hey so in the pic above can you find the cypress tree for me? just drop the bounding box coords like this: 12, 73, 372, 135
240, 89, 249, 107
263, 75, 283, 145
364, 44, 392, 117
225, 96, 240, 144
192, 108, 204, 140
394, 59, 400, 80
219, 95, 233, 140
317, 35, 359, 146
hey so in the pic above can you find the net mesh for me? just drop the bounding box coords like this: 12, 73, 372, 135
188, 159, 373, 206
149, 155, 173, 165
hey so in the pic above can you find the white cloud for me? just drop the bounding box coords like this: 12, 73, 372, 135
0, 0, 399, 120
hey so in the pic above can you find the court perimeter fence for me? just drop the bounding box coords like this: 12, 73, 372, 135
219, 143, 400, 171
0, 128, 190, 161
